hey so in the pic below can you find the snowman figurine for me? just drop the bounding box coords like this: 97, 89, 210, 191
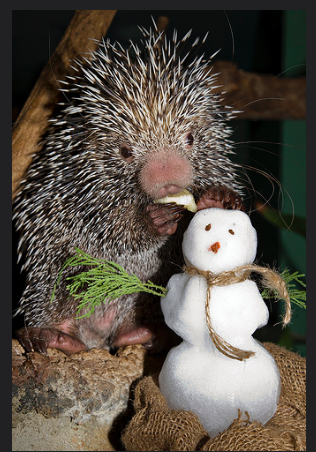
159, 208, 281, 438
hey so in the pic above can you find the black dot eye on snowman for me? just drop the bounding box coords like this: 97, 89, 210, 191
205, 223, 212, 231
228, 229, 234, 235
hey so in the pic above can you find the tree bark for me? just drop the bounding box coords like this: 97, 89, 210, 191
12, 339, 151, 451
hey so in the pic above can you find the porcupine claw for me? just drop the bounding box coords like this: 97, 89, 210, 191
196, 186, 245, 211
16, 327, 86, 355
146, 202, 185, 236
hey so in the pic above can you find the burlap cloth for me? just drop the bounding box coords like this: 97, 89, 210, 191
122, 343, 306, 451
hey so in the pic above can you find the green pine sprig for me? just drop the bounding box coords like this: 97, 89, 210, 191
261, 269, 306, 309
51, 248, 168, 318
52, 249, 306, 320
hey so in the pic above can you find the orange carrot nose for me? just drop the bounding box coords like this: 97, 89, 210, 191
208, 241, 220, 253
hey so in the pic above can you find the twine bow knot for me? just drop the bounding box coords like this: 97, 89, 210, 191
184, 264, 291, 361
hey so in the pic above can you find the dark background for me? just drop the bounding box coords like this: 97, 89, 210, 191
12, 11, 283, 114
12, 10, 306, 352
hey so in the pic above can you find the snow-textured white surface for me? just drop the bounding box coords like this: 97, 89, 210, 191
159, 208, 280, 438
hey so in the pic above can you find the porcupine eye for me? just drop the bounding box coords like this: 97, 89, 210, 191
119, 144, 134, 163
184, 132, 194, 149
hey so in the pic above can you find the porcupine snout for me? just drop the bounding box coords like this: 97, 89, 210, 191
140, 149, 193, 199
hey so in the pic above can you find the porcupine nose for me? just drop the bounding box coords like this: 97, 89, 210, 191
140, 150, 193, 199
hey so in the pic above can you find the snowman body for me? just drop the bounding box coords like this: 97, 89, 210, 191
159, 209, 281, 438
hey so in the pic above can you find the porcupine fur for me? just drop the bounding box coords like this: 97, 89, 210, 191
13, 24, 243, 352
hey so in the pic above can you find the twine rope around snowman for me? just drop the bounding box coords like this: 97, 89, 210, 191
184, 264, 292, 361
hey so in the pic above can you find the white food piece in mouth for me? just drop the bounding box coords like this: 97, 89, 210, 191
153, 189, 197, 213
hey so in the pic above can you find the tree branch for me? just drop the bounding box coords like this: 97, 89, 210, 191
212, 61, 306, 121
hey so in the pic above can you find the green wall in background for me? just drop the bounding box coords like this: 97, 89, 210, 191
280, 10, 306, 355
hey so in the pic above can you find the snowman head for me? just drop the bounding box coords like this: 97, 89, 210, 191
182, 208, 257, 274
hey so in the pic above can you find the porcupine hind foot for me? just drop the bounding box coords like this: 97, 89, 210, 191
16, 325, 156, 356
197, 186, 245, 211
16, 327, 86, 355
111, 322, 180, 354
16, 323, 178, 356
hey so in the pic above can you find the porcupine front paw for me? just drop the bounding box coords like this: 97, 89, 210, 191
146, 202, 186, 235
196, 186, 245, 211
16, 327, 86, 355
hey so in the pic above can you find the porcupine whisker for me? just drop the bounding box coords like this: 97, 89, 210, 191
224, 10, 235, 58
239, 178, 276, 215
220, 10, 236, 88
233, 138, 296, 223
275, 64, 306, 78
237, 160, 277, 202
234, 169, 257, 210
241, 97, 287, 109
237, 164, 295, 230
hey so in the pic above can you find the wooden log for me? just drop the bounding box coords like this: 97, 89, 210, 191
212, 61, 306, 121
12, 339, 166, 451
12, 340, 146, 451
12, 10, 117, 201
